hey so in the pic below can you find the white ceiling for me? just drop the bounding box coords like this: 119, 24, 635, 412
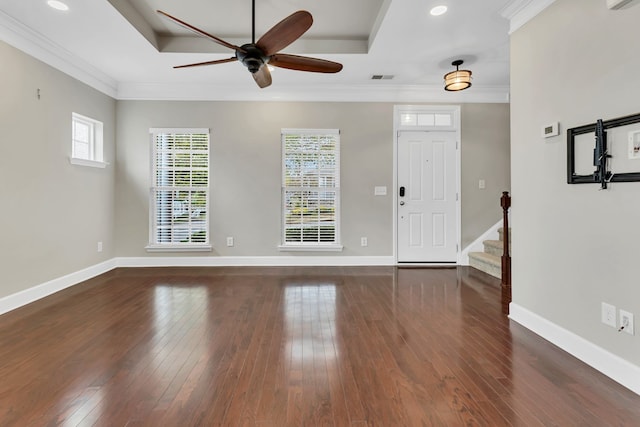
0, 0, 521, 102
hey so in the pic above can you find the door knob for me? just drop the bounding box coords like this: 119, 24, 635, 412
399, 201, 405, 206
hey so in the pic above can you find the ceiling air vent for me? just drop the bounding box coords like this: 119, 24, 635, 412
607, 0, 639, 9
371, 74, 394, 80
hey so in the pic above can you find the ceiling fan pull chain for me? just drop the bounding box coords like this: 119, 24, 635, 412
252, 0, 256, 44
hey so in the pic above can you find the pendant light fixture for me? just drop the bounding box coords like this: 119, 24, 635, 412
444, 59, 472, 91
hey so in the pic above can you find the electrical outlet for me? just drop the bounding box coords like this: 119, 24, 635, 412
97, 241, 103, 252
601, 302, 616, 328
619, 310, 634, 335
361, 237, 368, 247
226, 237, 234, 247
479, 179, 486, 189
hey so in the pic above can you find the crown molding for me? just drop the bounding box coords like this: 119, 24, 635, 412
0, 8, 509, 103
116, 82, 510, 103
0, 10, 117, 98
500, 0, 557, 34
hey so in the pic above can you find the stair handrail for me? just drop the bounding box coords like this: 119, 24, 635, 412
500, 191, 512, 315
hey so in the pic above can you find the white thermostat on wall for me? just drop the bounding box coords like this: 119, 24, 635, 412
542, 122, 559, 138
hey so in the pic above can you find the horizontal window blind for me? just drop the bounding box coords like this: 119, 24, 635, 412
150, 129, 209, 246
282, 129, 340, 245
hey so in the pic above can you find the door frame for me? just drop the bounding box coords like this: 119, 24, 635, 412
393, 105, 461, 264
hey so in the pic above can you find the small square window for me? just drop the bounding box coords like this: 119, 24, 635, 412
71, 113, 105, 168
435, 114, 452, 126
417, 113, 435, 126
400, 113, 417, 126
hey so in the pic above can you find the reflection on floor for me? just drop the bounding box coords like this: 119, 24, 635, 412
0, 266, 638, 426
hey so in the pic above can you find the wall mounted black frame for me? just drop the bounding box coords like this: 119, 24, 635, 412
567, 112, 640, 186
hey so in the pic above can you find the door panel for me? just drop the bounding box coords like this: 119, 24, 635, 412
408, 213, 423, 247
398, 131, 457, 262
432, 213, 445, 247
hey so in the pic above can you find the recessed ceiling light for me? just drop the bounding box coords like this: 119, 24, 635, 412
47, 0, 69, 11
430, 5, 448, 16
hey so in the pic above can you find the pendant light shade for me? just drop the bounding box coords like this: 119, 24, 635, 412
444, 59, 472, 91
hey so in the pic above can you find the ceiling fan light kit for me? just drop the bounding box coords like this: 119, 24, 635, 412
157, 0, 342, 89
444, 59, 472, 91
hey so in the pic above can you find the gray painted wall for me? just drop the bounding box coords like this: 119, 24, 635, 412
0, 42, 116, 299
0, 38, 510, 303
115, 101, 395, 257
511, 0, 640, 365
115, 101, 510, 257
461, 103, 511, 247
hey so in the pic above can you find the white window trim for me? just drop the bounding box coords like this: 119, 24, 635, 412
69, 158, 108, 168
277, 243, 343, 252
280, 128, 342, 251
70, 112, 105, 167
145, 244, 212, 252
147, 128, 211, 252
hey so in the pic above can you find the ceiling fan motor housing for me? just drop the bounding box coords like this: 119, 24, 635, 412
236, 44, 269, 73
159, 8, 341, 88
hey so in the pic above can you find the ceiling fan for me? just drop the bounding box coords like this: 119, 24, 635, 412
157, 0, 343, 89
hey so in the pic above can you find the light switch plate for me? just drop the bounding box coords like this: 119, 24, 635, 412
374, 186, 387, 196
601, 302, 616, 328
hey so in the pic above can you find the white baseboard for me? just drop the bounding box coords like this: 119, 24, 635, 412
459, 220, 502, 265
0, 256, 394, 316
5, 258, 637, 398
0, 259, 117, 316
114, 255, 396, 268
509, 303, 640, 396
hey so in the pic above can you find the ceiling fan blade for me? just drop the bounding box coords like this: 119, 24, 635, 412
256, 10, 312, 56
157, 10, 246, 53
252, 66, 273, 89
269, 54, 343, 73
173, 57, 238, 69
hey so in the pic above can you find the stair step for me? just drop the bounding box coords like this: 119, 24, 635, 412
464, 266, 501, 288
469, 252, 501, 279
483, 239, 510, 257
483, 240, 503, 257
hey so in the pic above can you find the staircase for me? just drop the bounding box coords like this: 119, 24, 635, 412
468, 227, 511, 279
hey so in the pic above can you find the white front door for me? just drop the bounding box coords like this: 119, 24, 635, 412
397, 131, 457, 262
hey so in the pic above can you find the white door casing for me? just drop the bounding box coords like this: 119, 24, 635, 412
397, 130, 458, 262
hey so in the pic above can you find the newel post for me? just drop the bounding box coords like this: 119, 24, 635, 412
500, 191, 512, 315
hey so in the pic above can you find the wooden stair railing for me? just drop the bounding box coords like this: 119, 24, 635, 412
500, 191, 512, 315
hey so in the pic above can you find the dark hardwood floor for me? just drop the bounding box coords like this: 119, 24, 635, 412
0, 266, 638, 426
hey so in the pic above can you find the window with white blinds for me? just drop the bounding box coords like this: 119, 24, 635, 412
281, 129, 341, 250
148, 128, 210, 251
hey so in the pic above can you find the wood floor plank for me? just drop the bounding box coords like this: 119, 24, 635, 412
222, 279, 279, 427
0, 266, 639, 426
